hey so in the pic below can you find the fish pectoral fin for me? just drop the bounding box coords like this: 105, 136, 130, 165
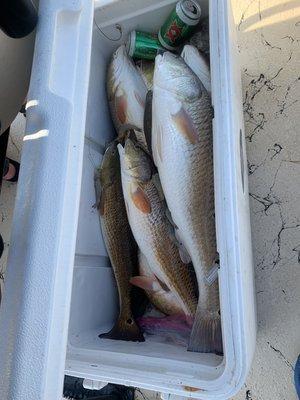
171, 106, 199, 145
94, 170, 103, 211
130, 185, 151, 214
130, 276, 162, 292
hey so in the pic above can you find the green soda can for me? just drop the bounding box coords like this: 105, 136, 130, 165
126, 30, 165, 60
158, 0, 201, 50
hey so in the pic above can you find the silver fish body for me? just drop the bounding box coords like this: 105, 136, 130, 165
107, 45, 147, 147
181, 44, 211, 94
152, 52, 221, 354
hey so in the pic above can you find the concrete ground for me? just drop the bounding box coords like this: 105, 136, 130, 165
0, 114, 25, 297
1, 1, 299, 399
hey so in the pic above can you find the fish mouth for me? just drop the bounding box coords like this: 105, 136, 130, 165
124, 139, 143, 171
120, 139, 152, 182
154, 52, 202, 100
117, 142, 133, 178
154, 52, 189, 93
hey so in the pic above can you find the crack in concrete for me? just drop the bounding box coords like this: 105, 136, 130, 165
261, 32, 282, 50
238, 0, 257, 30
282, 35, 300, 44
251, 157, 300, 269
269, 143, 283, 160
292, 244, 300, 263
243, 68, 284, 142
267, 341, 294, 371
250, 192, 277, 214
250, 161, 283, 215
248, 144, 283, 176
276, 77, 300, 116
268, 202, 300, 269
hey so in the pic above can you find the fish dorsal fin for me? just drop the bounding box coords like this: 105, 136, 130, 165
152, 173, 165, 201
156, 122, 164, 163
171, 106, 199, 144
144, 90, 153, 155
98, 188, 105, 216
130, 184, 151, 214
152, 112, 164, 164
165, 207, 178, 229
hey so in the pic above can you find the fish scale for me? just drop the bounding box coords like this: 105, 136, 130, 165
152, 52, 222, 353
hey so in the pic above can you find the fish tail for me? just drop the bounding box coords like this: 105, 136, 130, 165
99, 316, 144, 342
188, 306, 223, 354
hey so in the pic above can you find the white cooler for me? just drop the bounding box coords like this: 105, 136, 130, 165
0, 1, 256, 399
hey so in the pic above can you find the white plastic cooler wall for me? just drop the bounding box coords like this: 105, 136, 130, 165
0, 0, 256, 400
68, 0, 256, 398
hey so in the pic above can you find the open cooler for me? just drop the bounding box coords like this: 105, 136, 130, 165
0, 0, 256, 399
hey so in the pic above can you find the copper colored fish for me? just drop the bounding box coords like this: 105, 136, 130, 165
118, 138, 198, 323
95, 141, 144, 342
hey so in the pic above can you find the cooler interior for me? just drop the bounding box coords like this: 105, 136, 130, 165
67, 0, 224, 379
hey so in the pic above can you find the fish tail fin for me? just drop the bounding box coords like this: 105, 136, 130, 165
99, 316, 144, 342
188, 307, 223, 354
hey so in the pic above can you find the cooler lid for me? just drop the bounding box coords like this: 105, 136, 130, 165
0, 1, 94, 399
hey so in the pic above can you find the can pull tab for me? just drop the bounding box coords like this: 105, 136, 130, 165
205, 264, 219, 286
